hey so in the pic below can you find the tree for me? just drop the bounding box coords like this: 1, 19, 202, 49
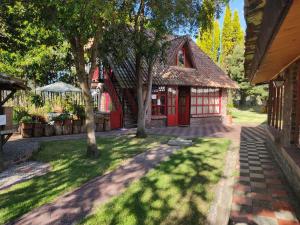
0, 2, 73, 86
196, 19, 220, 62
232, 10, 244, 46
220, 5, 233, 67
33, 1, 122, 157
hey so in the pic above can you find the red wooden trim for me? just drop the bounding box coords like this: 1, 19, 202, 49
151, 86, 167, 116
190, 87, 221, 115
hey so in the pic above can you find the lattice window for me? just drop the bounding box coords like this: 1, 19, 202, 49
152, 86, 166, 116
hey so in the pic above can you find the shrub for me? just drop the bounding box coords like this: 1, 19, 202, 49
30, 93, 44, 108
72, 104, 85, 120
53, 113, 71, 122
13, 107, 29, 124
20, 115, 33, 123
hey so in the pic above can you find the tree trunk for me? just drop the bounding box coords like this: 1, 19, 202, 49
70, 37, 99, 157
136, 54, 147, 138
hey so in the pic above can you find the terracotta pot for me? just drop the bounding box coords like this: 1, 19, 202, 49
44, 124, 55, 136
54, 124, 63, 135
21, 122, 33, 138
33, 123, 44, 137
227, 115, 233, 125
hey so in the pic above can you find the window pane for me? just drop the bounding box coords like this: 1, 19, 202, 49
215, 97, 220, 104
203, 106, 209, 114
160, 107, 165, 115
215, 106, 220, 114
160, 96, 165, 105
191, 106, 196, 114
172, 98, 176, 105
203, 97, 208, 104
209, 97, 214, 104
197, 96, 202, 105
197, 106, 202, 114
172, 107, 175, 114
209, 106, 214, 113
191, 97, 196, 105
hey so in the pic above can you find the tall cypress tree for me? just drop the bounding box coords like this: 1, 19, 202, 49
196, 19, 220, 63
220, 5, 233, 67
232, 10, 244, 45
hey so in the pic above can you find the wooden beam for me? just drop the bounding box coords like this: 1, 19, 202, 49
0, 89, 16, 106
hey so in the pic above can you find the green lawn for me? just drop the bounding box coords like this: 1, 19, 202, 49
0, 135, 170, 225
232, 107, 267, 125
81, 138, 231, 225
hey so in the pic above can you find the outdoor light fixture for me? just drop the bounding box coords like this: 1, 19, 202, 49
273, 73, 285, 88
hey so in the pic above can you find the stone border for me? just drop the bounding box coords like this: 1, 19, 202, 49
206, 140, 239, 225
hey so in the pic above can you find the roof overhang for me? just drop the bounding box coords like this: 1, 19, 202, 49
246, 0, 300, 85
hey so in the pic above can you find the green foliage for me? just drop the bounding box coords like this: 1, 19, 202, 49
220, 5, 233, 66
29, 94, 44, 108
196, 20, 220, 62
232, 10, 244, 45
13, 107, 29, 124
0, 2, 74, 85
53, 113, 71, 122
72, 104, 86, 120
20, 115, 33, 123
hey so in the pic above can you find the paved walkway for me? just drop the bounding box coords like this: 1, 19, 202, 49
9, 144, 180, 225
229, 126, 300, 225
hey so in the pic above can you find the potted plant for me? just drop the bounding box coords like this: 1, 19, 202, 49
20, 116, 34, 138
44, 123, 55, 136
32, 115, 46, 137
53, 115, 63, 135
61, 113, 72, 135
95, 113, 104, 132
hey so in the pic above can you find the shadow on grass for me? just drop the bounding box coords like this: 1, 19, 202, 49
0, 135, 169, 224
82, 138, 230, 225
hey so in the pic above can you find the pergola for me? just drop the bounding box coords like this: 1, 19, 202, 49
0, 72, 28, 171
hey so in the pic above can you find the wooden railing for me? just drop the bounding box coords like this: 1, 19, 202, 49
124, 89, 138, 115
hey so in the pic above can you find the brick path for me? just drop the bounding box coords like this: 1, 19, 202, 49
229, 126, 300, 225
9, 145, 180, 225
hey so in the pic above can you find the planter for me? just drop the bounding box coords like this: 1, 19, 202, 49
33, 123, 44, 137
44, 124, 55, 136
63, 119, 72, 126
63, 124, 72, 135
227, 115, 233, 125
80, 121, 87, 133
21, 123, 33, 138
95, 117, 104, 132
72, 120, 82, 134
104, 118, 111, 131
54, 121, 63, 135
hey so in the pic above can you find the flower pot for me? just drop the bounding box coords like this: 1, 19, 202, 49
63, 124, 72, 135
72, 120, 82, 134
63, 119, 72, 126
104, 118, 111, 131
33, 123, 44, 137
227, 115, 233, 125
54, 123, 62, 135
95, 117, 104, 132
21, 122, 33, 138
44, 124, 55, 136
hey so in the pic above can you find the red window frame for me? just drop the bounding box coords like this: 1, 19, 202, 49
190, 87, 221, 115
152, 86, 167, 116
177, 48, 185, 67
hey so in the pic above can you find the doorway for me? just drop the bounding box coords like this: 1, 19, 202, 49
178, 86, 190, 126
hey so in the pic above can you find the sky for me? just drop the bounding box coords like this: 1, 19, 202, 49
220, 0, 246, 31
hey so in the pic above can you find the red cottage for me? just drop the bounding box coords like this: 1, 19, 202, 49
92, 35, 238, 129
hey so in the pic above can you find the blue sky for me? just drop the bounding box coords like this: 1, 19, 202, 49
220, 0, 246, 30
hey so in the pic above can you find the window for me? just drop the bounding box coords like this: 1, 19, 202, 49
191, 87, 221, 115
152, 86, 166, 116
268, 81, 284, 131
177, 49, 185, 67
167, 87, 176, 115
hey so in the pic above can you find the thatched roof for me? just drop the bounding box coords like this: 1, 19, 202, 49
109, 35, 238, 89
0, 73, 28, 90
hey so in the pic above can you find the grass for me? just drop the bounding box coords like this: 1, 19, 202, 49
231, 107, 267, 125
0, 135, 170, 225
81, 138, 231, 225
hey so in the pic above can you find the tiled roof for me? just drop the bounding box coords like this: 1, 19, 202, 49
110, 35, 238, 89
0, 73, 28, 90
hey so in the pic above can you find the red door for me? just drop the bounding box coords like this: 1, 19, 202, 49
110, 108, 122, 129
167, 87, 178, 126
178, 86, 190, 126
